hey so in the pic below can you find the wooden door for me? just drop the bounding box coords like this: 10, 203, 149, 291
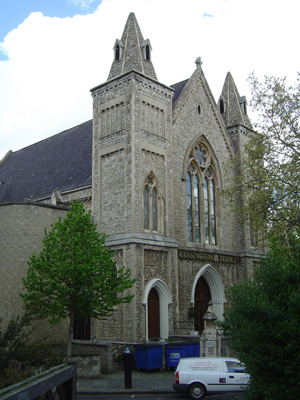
148, 288, 160, 340
194, 276, 211, 334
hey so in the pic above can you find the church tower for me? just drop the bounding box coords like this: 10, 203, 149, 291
90, 13, 177, 342
218, 72, 258, 276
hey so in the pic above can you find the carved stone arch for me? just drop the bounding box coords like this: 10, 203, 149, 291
143, 279, 172, 340
144, 170, 160, 191
141, 39, 152, 61
218, 95, 227, 114
182, 135, 222, 190
113, 39, 124, 62
191, 264, 225, 321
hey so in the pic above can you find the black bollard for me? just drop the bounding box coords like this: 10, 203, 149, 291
123, 351, 134, 389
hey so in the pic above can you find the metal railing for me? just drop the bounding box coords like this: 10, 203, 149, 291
0, 363, 76, 400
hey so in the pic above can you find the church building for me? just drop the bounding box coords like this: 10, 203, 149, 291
0, 13, 259, 349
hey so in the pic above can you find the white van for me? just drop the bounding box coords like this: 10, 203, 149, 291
173, 357, 249, 399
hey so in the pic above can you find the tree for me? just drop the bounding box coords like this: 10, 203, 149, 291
0, 313, 31, 376
223, 73, 300, 243
0, 313, 64, 389
21, 201, 136, 358
218, 235, 300, 400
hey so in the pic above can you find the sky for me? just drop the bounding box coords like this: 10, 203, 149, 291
0, 0, 299, 160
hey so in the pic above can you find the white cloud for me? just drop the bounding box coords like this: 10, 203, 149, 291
0, 0, 299, 160
68, 0, 99, 10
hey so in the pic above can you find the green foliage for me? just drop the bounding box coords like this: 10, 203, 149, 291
21, 201, 136, 357
218, 236, 300, 400
0, 314, 64, 389
0, 313, 31, 375
223, 73, 300, 244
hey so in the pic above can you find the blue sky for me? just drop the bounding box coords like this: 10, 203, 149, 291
0, 0, 102, 53
0, 0, 299, 160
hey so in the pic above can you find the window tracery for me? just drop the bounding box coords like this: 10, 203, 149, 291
186, 142, 217, 245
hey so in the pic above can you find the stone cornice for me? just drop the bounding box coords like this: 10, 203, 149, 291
90, 69, 174, 96
105, 233, 178, 248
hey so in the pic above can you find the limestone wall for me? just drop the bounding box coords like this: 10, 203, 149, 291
172, 70, 244, 253
0, 202, 69, 341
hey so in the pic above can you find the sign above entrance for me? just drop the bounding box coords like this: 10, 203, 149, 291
178, 250, 239, 264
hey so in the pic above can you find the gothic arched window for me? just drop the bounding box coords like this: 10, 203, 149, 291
186, 170, 201, 243
144, 173, 161, 233
186, 142, 217, 245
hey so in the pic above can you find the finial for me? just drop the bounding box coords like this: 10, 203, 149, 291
195, 57, 203, 69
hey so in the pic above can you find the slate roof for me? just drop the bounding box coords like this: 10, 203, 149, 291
0, 120, 93, 203
171, 79, 189, 105
0, 77, 199, 204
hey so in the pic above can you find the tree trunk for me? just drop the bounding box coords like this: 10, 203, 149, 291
67, 312, 74, 359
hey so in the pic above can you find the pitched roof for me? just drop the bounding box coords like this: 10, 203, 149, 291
0, 120, 92, 203
171, 79, 189, 105
107, 13, 157, 81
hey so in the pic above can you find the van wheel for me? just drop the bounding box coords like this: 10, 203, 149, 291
188, 383, 206, 400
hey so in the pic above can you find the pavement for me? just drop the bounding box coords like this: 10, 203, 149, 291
77, 369, 245, 399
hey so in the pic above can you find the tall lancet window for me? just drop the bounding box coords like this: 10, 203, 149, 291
186, 172, 193, 242
143, 173, 161, 233
144, 186, 150, 230
186, 142, 218, 245
186, 165, 200, 243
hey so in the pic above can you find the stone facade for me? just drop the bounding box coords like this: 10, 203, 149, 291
0, 12, 261, 361
0, 203, 69, 340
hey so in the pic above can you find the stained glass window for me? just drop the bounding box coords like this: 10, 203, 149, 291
194, 175, 200, 243
210, 180, 216, 245
204, 178, 209, 244
194, 144, 206, 166
186, 173, 193, 242
186, 142, 217, 245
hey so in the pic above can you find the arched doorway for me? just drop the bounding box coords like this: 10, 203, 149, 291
143, 279, 171, 340
148, 288, 160, 340
194, 276, 211, 333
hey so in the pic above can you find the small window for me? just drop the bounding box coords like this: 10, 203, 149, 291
242, 101, 247, 114
220, 99, 224, 113
115, 44, 120, 61
198, 104, 202, 115
145, 44, 150, 61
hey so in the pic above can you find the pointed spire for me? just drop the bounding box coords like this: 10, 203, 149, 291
107, 13, 157, 81
218, 72, 251, 128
